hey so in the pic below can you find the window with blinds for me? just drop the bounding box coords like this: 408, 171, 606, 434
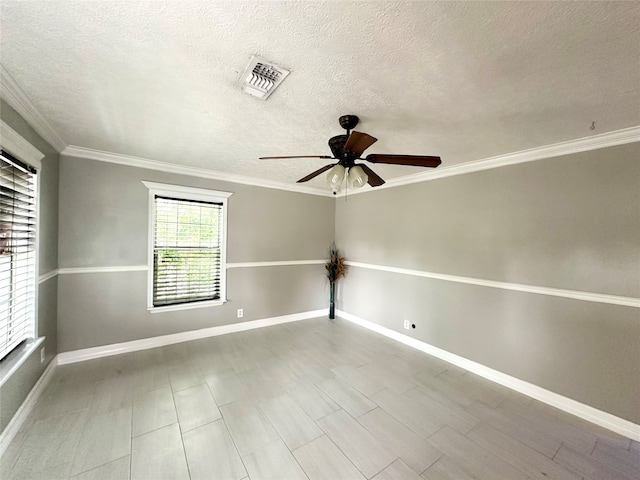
0, 150, 37, 361
144, 182, 231, 311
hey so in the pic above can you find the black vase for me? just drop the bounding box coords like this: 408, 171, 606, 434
329, 281, 335, 320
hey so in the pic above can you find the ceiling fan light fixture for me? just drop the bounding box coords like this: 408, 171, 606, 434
348, 165, 368, 189
327, 164, 346, 192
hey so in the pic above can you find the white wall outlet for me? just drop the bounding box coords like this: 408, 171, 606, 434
237, 308, 244, 318
403, 320, 410, 330
40, 347, 45, 363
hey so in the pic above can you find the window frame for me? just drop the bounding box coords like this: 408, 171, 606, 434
143, 181, 232, 313
0, 120, 43, 368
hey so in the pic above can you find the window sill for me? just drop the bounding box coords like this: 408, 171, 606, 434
0, 337, 45, 388
148, 299, 227, 314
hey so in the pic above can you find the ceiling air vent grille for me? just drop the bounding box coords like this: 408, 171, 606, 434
239, 56, 290, 100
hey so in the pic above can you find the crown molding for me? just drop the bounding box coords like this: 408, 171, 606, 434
62, 145, 333, 197
0, 120, 44, 169
339, 126, 640, 196
0, 65, 67, 153
4, 57, 635, 195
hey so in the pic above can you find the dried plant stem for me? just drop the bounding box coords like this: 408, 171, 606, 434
325, 243, 348, 282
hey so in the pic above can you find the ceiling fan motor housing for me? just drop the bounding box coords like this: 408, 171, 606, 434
331, 115, 362, 167
329, 135, 349, 162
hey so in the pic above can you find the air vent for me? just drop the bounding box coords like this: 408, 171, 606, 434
239, 55, 290, 100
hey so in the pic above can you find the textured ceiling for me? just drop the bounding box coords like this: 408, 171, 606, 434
1, 1, 639, 189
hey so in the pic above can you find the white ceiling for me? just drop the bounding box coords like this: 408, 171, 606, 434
1, 1, 639, 189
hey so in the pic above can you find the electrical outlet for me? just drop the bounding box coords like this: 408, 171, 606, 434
403, 320, 410, 330
40, 347, 45, 363
237, 308, 244, 318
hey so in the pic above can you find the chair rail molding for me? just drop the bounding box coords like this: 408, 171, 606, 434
346, 261, 640, 308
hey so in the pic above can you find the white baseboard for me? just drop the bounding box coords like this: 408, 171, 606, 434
337, 310, 640, 442
1, 309, 327, 458
58, 309, 328, 365
0, 356, 58, 459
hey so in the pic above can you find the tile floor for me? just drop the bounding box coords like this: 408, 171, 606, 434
0, 317, 637, 480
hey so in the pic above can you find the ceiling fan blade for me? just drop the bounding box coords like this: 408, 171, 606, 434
357, 163, 385, 187
260, 155, 334, 160
296, 164, 337, 183
366, 154, 441, 168
344, 131, 378, 155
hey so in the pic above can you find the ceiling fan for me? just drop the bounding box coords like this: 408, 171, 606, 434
260, 115, 441, 194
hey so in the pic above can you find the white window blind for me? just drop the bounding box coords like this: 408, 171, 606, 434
0, 150, 37, 360
152, 195, 224, 307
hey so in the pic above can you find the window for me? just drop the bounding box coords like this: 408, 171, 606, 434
0, 150, 37, 360
143, 182, 232, 312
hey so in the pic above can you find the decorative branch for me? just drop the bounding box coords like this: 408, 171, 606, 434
325, 243, 348, 283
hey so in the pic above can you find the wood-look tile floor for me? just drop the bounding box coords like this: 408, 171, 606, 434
1, 318, 637, 480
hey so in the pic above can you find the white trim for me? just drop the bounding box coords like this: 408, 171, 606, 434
52, 261, 324, 276
0, 337, 45, 388
347, 261, 640, 308
0, 66, 67, 153
0, 120, 44, 168
50, 261, 640, 308
148, 298, 226, 314
51, 261, 638, 308
3, 57, 636, 194
227, 260, 324, 268
337, 310, 640, 441
62, 129, 639, 198
57, 266, 148, 275
141, 181, 233, 200
63, 145, 333, 196
57, 309, 327, 365
338, 126, 640, 196
33, 165, 40, 340
34, 173, 41, 340
0, 355, 58, 458
38, 269, 59, 284
0, 308, 325, 457
143, 181, 232, 311
0, 126, 42, 352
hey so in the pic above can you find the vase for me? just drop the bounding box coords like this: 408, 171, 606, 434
329, 281, 335, 320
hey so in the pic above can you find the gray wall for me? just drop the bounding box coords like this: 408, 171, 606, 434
0, 100, 59, 432
335, 143, 640, 423
57, 157, 335, 352
2, 110, 637, 434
